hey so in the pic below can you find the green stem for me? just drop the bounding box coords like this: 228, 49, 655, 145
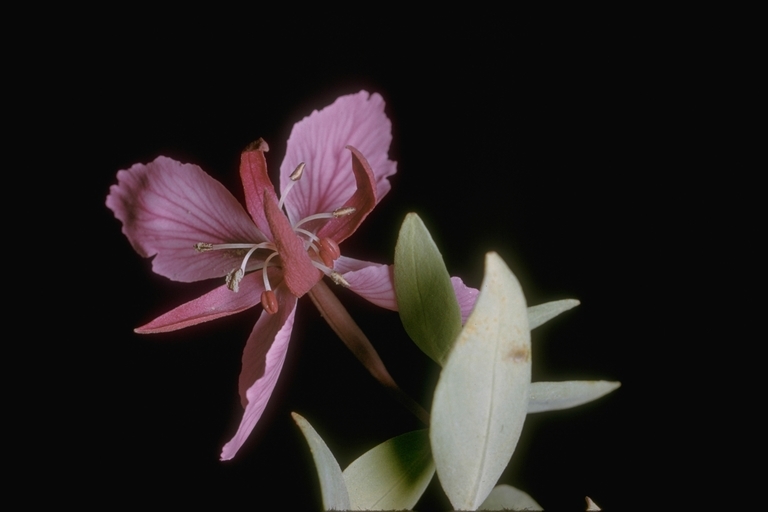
308, 280, 430, 426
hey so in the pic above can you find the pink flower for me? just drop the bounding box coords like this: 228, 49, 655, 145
107, 92, 398, 460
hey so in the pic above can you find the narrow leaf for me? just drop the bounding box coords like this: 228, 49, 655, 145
291, 413, 350, 511
394, 213, 462, 365
528, 299, 580, 330
528, 381, 621, 413
343, 429, 434, 510
430, 252, 531, 510
479, 484, 543, 510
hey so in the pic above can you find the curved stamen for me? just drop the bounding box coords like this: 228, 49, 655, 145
261, 252, 280, 291
309, 259, 350, 288
278, 162, 305, 211
293, 206, 357, 230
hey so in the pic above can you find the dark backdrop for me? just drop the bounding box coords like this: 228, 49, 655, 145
63, 33, 674, 509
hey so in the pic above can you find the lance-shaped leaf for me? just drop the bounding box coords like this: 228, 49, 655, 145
527, 381, 621, 413
478, 484, 543, 510
395, 213, 462, 366
528, 299, 580, 330
343, 429, 434, 510
291, 413, 350, 511
430, 252, 531, 510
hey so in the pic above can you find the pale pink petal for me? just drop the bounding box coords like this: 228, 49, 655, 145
135, 271, 273, 333
221, 286, 297, 461
335, 257, 479, 318
107, 156, 267, 282
316, 146, 377, 244
451, 276, 479, 324
238, 139, 277, 239
333, 255, 382, 274
341, 260, 397, 311
279, 91, 396, 224
264, 192, 322, 297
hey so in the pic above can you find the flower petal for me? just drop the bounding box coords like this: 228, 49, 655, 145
316, 146, 377, 244
107, 156, 267, 282
451, 277, 479, 324
335, 257, 480, 317
135, 271, 274, 333
339, 258, 398, 311
264, 192, 323, 297
238, 139, 277, 239
279, 91, 396, 224
220, 286, 298, 461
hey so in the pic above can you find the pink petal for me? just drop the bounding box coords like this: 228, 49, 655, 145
335, 257, 478, 319
220, 286, 297, 461
107, 156, 267, 282
335, 257, 398, 311
451, 276, 479, 324
263, 191, 322, 297
316, 146, 377, 244
279, 91, 396, 225
238, 139, 277, 239
135, 271, 272, 333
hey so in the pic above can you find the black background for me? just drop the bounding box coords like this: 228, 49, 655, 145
56, 28, 693, 509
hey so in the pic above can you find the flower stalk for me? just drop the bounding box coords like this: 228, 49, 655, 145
308, 280, 430, 425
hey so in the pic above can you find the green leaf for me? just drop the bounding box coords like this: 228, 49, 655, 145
430, 252, 531, 510
528, 299, 580, 330
343, 429, 434, 510
394, 213, 462, 366
479, 484, 543, 510
291, 413, 350, 511
528, 380, 621, 413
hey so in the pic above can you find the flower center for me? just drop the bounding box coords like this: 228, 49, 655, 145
194, 163, 354, 314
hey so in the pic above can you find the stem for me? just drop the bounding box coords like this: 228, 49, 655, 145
308, 280, 430, 426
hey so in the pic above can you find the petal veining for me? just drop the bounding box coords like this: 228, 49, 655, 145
315, 146, 378, 244
341, 260, 397, 311
107, 156, 266, 282
279, 91, 396, 224
221, 286, 297, 461
135, 271, 276, 333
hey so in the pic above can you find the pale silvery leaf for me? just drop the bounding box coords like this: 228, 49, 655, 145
430, 252, 531, 511
291, 413, 351, 511
527, 299, 580, 330
527, 381, 621, 413
343, 429, 434, 510
478, 484, 543, 510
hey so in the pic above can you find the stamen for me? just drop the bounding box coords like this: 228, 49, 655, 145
226, 268, 244, 292
317, 238, 341, 268
293, 207, 356, 229
308, 259, 350, 288
261, 252, 280, 291
195, 242, 269, 252
279, 162, 306, 210
290, 162, 305, 181
330, 271, 350, 287
333, 206, 356, 217
261, 290, 278, 314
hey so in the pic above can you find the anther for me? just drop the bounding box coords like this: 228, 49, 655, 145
290, 162, 305, 181
261, 290, 279, 314
333, 206, 356, 217
194, 243, 213, 252
317, 238, 341, 267
330, 271, 350, 288
280, 162, 306, 210
226, 268, 244, 292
